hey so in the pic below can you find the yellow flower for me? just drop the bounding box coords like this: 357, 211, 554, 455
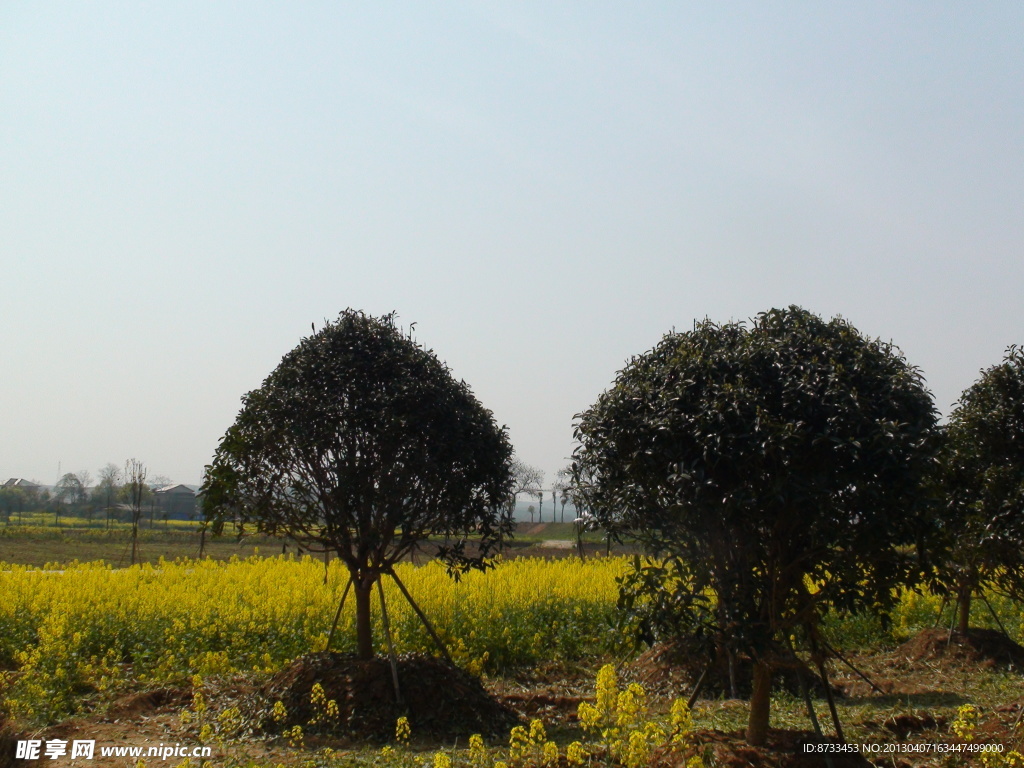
509, 725, 530, 763
529, 718, 546, 744
595, 664, 618, 717
952, 704, 978, 741
542, 741, 559, 766
272, 700, 288, 723
670, 698, 693, 741
468, 734, 487, 768
616, 683, 647, 728
566, 741, 587, 766
578, 701, 601, 732
395, 715, 411, 745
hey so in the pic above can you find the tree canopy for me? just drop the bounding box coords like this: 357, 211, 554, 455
54, 473, 86, 506
202, 310, 514, 659
936, 345, 1024, 633
571, 306, 938, 745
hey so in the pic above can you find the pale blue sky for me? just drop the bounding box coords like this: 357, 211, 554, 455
2, 3, 1022, 486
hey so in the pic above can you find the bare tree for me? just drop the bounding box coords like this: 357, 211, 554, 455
554, 467, 572, 522
97, 463, 121, 529
77, 469, 93, 491
124, 459, 147, 565
147, 475, 171, 527
508, 459, 544, 521
77, 470, 94, 523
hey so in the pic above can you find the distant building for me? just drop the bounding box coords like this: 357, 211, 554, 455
153, 484, 197, 520
3, 478, 41, 491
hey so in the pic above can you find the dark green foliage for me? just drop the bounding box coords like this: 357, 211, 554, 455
201, 310, 514, 657
936, 346, 1024, 630
0, 487, 27, 523
572, 306, 937, 740
203, 310, 514, 569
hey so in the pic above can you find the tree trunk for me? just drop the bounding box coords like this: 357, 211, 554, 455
746, 660, 772, 746
957, 588, 971, 635
354, 577, 374, 660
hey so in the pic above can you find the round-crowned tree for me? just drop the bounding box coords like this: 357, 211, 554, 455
572, 306, 937, 745
201, 310, 514, 660
937, 345, 1024, 634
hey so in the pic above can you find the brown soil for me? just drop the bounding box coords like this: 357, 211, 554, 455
5, 644, 1022, 768
897, 628, 1024, 670
9, 656, 521, 766
105, 687, 189, 719
487, 661, 596, 726
0, 714, 20, 768
626, 641, 835, 700
880, 712, 942, 739
258, 652, 521, 740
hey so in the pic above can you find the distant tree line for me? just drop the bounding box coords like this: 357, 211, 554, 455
0, 462, 193, 529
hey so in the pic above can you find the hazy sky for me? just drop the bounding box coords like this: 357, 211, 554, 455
2, 3, 1022, 487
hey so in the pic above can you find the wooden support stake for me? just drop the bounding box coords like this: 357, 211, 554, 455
325, 576, 353, 653
981, 593, 1011, 638
388, 568, 455, 666
820, 640, 885, 695
785, 636, 834, 768
687, 663, 710, 710
811, 645, 844, 743
377, 577, 402, 704
947, 602, 960, 648
727, 648, 738, 700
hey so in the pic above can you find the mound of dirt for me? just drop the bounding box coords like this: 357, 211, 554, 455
0, 727, 13, 768
897, 628, 1024, 670
107, 687, 188, 719
259, 652, 520, 741
881, 712, 943, 738
626, 641, 836, 700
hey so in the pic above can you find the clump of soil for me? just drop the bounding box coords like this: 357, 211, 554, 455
626, 641, 836, 700
897, 628, 1024, 670
0, 714, 21, 768
882, 712, 942, 738
487, 660, 596, 726
106, 687, 188, 719
259, 652, 520, 741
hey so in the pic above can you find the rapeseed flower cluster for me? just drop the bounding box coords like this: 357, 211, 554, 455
578, 665, 704, 768
384, 666, 703, 768
951, 704, 1023, 768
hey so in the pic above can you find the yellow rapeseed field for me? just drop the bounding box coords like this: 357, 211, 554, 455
0, 555, 626, 722
2, 553, 1019, 726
